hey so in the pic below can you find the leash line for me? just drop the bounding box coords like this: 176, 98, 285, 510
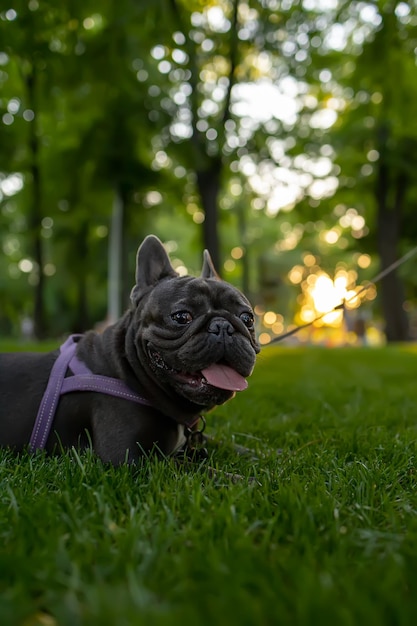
268, 244, 417, 345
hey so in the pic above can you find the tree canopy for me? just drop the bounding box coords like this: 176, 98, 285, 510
1, 0, 416, 342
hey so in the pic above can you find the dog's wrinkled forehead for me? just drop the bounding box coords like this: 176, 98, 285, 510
143, 276, 251, 319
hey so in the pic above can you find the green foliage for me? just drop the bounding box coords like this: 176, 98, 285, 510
1, 1, 417, 337
1, 346, 417, 624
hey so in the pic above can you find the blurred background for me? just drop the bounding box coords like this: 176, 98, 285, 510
0, 0, 416, 346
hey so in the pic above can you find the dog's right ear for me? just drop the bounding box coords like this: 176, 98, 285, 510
201, 249, 220, 280
130, 235, 178, 304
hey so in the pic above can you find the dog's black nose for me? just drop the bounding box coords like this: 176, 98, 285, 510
208, 317, 235, 337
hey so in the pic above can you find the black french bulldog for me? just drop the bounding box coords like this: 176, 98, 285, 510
0, 235, 259, 464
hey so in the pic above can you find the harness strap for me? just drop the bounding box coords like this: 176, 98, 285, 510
29, 334, 199, 452
60, 375, 152, 404
61, 335, 152, 404
29, 336, 77, 451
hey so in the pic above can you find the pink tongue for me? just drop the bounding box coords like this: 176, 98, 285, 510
201, 364, 248, 391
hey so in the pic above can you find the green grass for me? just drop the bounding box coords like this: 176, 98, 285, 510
1, 345, 417, 626
0, 340, 60, 353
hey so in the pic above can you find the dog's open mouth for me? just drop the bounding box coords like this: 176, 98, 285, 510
148, 347, 247, 392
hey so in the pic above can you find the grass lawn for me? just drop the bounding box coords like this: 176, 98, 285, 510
1, 344, 417, 625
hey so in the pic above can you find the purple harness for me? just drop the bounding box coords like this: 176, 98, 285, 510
29, 335, 198, 452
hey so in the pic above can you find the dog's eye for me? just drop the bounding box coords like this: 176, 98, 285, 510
171, 310, 193, 325
240, 311, 254, 329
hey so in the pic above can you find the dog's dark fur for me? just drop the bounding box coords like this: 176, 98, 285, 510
0, 236, 259, 464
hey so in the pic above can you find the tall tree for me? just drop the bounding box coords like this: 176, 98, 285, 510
322, 0, 417, 340
160, 0, 242, 269
1, 3, 58, 337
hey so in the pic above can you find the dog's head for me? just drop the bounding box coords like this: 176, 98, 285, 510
129, 235, 259, 412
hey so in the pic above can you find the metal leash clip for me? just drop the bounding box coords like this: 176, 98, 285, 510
184, 416, 208, 460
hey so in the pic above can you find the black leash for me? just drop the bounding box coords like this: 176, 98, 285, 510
268, 245, 417, 345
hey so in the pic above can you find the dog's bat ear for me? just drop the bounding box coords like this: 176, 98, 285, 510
130, 235, 178, 304
201, 249, 220, 280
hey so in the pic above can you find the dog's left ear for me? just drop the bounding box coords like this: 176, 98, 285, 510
201, 249, 220, 280
130, 235, 178, 304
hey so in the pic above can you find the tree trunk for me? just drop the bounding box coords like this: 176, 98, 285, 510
196, 157, 222, 273
73, 220, 90, 333
107, 185, 126, 323
375, 127, 410, 342
236, 202, 250, 296
26, 67, 46, 339
376, 209, 409, 341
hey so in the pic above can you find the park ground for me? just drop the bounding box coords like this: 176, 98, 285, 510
1, 344, 417, 626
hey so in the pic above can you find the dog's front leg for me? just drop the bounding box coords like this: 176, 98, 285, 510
91, 400, 186, 465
